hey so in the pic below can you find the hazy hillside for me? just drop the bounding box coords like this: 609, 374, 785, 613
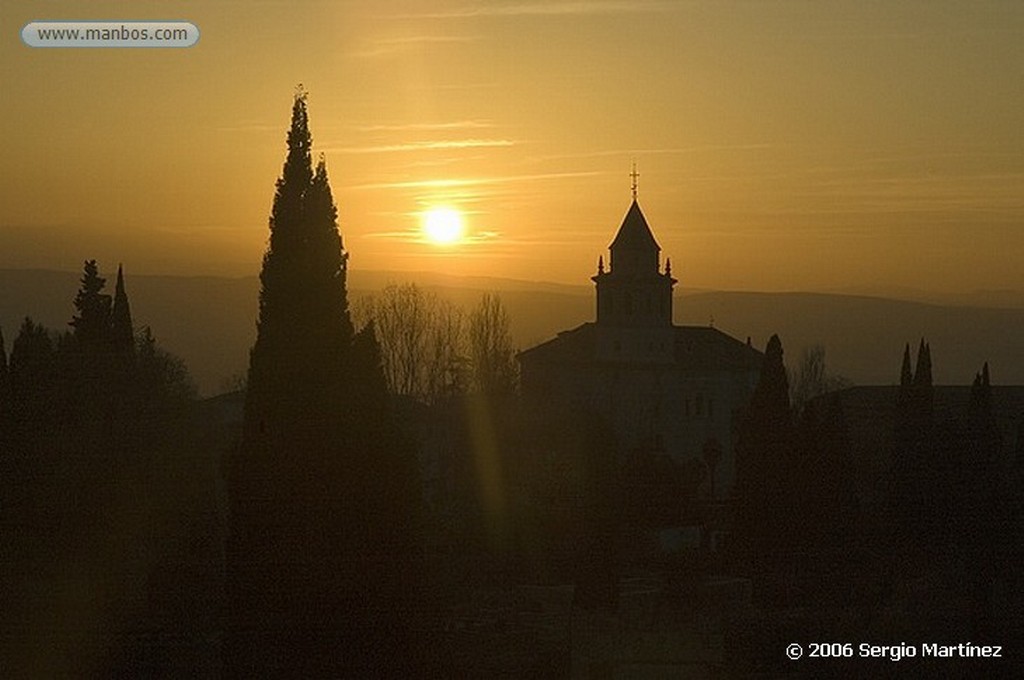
2, 268, 1022, 395
678, 291, 1024, 387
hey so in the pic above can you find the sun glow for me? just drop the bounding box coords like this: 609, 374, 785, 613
422, 207, 464, 245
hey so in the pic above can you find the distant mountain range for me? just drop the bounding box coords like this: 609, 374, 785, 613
2, 267, 1022, 396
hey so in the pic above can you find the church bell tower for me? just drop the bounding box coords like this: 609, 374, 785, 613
592, 167, 677, 361
592, 166, 676, 329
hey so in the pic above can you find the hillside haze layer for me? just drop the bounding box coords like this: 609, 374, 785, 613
2, 268, 1022, 395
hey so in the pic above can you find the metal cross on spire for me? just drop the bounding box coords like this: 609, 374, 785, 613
630, 161, 639, 200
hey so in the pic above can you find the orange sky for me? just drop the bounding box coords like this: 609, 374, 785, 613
2, 1, 1022, 294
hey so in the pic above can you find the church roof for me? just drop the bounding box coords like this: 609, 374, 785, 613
609, 200, 660, 252
518, 322, 763, 371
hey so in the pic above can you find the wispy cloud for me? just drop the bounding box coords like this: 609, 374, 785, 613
405, 1, 677, 19
351, 170, 601, 191
352, 120, 495, 133
362, 228, 502, 246
328, 139, 517, 154
350, 34, 478, 58
216, 122, 279, 133
530, 144, 774, 162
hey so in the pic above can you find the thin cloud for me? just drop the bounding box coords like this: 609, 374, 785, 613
351, 170, 602, 191
217, 123, 279, 133
329, 139, 516, 154
362, 228, 502, 245
530, 144, 774, 162
350, 34, 478, 58
406, 1, 678, 19
352, 120, 496, 132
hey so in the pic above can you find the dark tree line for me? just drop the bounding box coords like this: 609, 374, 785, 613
732, 333, 1007, 574
727, 330, 1015, 670
0, 261, 194, 452
891, 341, 1008, 631
731, 334, 859, 599
0, 261, 215, 677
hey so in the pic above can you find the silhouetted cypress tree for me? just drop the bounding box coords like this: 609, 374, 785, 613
0, 326, 9, 409
961, 363, 1000, 525
733, 334, 795, 571
227, 90, 421, 677
9, 318, 57, 439
952, 362, 1001, 631
110, 264, 134, 356
900, 343, 913, 389
243, 95, 353, 437
892, 339, 940, 556
69, 260, 111, 349
0, 326, 11, 441
913, 339, 933, 413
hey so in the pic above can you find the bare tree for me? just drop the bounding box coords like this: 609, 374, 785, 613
789, 343, 852, 413
425, 299, 468, 401
468, 293, 518, 397
361, 283, 470, 404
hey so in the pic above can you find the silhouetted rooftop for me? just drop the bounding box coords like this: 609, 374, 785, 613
518, 322, 763, 371
609, 200, 660, 253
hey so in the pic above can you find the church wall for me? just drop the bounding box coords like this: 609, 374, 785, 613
520, 356, 758, 500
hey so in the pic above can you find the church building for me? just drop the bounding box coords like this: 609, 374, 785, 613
518, 182, 763, 498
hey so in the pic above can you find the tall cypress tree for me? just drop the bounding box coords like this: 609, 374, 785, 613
243, 93, 352, 438
899, 343, 913, 389
913, 339, 934, 415
69, 260, 111, 349
9, 318, 57, 438
110, 264, 134, 357
227, 90, 420, 677
892, 339, 939, 553
733, 334, 796, 570
0, 326, 10, 434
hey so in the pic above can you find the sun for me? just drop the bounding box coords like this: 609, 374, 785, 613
422, 207, 464, 245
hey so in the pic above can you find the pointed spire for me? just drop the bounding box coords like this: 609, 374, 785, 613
597, 255, 604, 274
982, 361, 990, 387
630, 161, 639, 201
665, 258, 672, 276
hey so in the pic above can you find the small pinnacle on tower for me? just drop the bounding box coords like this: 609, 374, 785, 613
630, 161, 639, 200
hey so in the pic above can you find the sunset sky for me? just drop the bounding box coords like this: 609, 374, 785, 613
2, 1, 1022, 294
